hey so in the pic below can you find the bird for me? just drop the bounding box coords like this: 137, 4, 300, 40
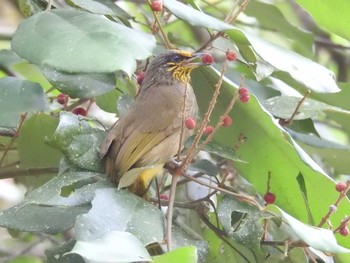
99, 50, 209, 195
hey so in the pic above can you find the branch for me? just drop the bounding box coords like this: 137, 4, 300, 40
0, 167, 59, 179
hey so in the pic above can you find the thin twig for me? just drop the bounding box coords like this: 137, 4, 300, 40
318, 180, 350, 227
177, 83, 189, 160
182, 173, 262, 209
147, 0, 174, 49
0, 167, 59, 179
333, 216, 350, 233
197, 0, 250, 52
0, 113, 27, 167
45, 0, 53, 10
175, 61, 228, 176
280, 90, 311, 125
166, 174, 179, 251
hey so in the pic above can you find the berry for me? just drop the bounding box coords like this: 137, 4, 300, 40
240, 93, 250, 103
340, 227, 349, 236
222, 115, 232, 127
57, 93, 68, 105
202, 54, 214, 64
226, 51, 237, 61
151, 0, 163, 12
159, 194, 169, 200
137, 71, 145, 85
264, 192, 276, 204
238, 87, 249, 96
336, 182, 347, 192
185, 117, 196, 130
72, 107, 87, 116
203, 126, 214, 136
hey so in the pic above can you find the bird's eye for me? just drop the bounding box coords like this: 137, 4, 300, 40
171, 54, 183, 63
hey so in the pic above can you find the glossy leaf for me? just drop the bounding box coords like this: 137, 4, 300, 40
164, 0, 232, 31
153, 246, 197, 263
217, 196, 264, 261
267, 206, 350, 253
12, 10, 156, 75
0, 77, 45, 128
75, 188, 164, 246
264, 96, 350, 120
69, 0, 131, 18
295, 0, 350, 40
70, 231, 151, 263
39, 66, 116, 98
191, 66, 350, 248
49, 112, 105, 173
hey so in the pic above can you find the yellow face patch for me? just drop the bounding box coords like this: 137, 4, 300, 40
175, 50, 193, 58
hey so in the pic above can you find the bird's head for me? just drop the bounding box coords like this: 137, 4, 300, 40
143, 50, 211, 86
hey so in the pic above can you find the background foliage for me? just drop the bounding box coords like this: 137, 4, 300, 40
1, 0, 350, 262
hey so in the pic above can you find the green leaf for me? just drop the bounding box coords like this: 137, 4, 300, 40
69, 0, 132, 18
189, 159, 218, 177
18, 0, 47, 17
203, 225, 257, 263
49, 112, 105, 173
0, 77, 46, 128
171, 225, 208, 262
12, 10, 156, 75
70, 231, 151, 263
264, 96, 350, 120
0, 203, 90, 234
39, 66, 116, 98
17, 114, 62, 188
95, 89, 119, 113
0, 168, 109, 233
227, 32, 340, 93
217, 196, 264, 260
0, 49, 22, 66
164, 0, 232, 31
185, 136, 244, 162
295, 0, 350, 40
191, 66, 350, 248
75, 188, 164, 246
153, 246, 197, 263
244, 1, 313, 57
18, 114, 61, 168
7, 255, 43, 263
266, 206, 350, 253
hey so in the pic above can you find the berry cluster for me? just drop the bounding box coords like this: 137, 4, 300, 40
239, 86, 250, 103
56, 93, 87, 116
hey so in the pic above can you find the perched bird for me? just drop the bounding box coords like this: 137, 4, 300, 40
99, 50, 209, 195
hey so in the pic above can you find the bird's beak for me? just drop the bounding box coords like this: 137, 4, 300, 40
184, 52, 212, 67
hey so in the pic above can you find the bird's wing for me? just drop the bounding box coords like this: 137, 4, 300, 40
102, 83, 185, 178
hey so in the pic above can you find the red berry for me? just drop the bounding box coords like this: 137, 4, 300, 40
264, 192, 276, 204
226, 51, 237, 61
72, 107, 87, 116
336, 182, 347, 192
203, 126, 214, 136
185, 117, 196, 130
340, 227, 349, 236
151, 0, 163, 12
57, 93, 68, 105
238, 87, 249, 96
137, 71, 145, 85
159, 194, 169, 200
240, 93, 250, 103
202, 54, 214, 64
222, 115, 232, 127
